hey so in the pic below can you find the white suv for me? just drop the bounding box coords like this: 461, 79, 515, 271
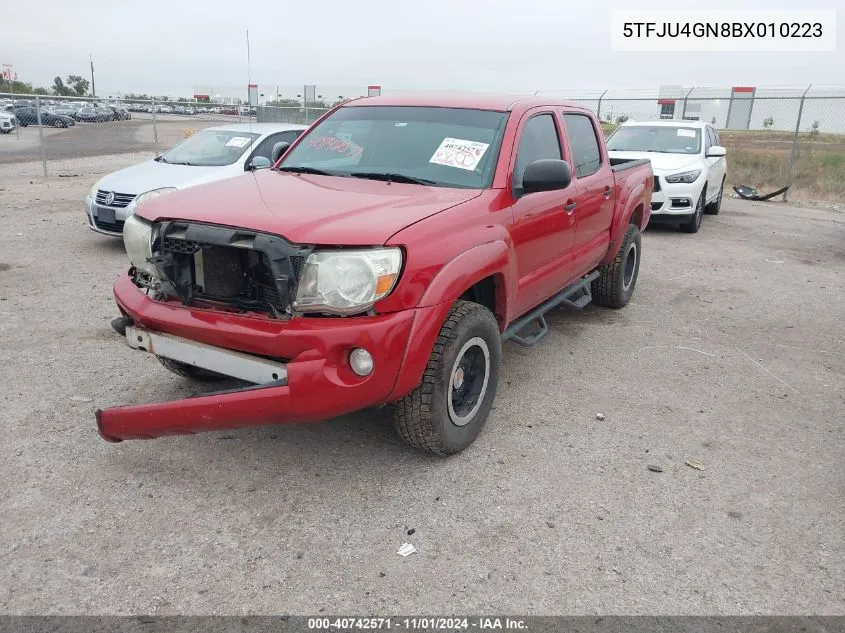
0, 110, 17, 134
607, 120, 727, 233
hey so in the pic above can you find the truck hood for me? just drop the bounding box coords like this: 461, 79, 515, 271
136, 170, 483, 245
608, 151, 701, 173
95, 159, 243, 195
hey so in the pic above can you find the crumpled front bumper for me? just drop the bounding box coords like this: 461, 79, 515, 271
97, 274, 447, 442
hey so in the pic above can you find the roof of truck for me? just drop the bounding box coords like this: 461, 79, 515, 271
344, 93, 588, 112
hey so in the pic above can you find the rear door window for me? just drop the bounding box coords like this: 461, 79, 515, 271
563, 114, 602, 178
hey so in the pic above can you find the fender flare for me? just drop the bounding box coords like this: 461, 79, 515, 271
388, 240, 514, 402
417, 240, 513, 318
603, 182, 647, 265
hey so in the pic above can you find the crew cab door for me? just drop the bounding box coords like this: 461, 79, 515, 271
563, 112, 615, 274
508, 110, 578, 315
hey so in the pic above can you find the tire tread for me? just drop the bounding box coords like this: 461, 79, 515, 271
393, 300, 493, 455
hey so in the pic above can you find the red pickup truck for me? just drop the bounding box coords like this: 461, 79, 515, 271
98, 94, 653, 454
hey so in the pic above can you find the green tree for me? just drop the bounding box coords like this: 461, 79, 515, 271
52, 76, 71, 96
266, 98, 302, 107
4, 79, 36, 94
762, 116, 774, 129
809, 120, 820, 138
615, 114, 629, 125
66, 75, 90, 96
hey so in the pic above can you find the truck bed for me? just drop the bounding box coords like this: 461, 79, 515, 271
610, 157, 651, 172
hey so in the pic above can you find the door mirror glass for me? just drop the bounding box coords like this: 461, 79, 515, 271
271, 141, 291, 163
706, 145, 726, 158
247, 155, 272, 170
521, 159, 572, 195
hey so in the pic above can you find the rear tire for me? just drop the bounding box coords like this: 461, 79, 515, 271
592, 223, 641, 309
393, 300, 501, 455
680, 189, 705, 233
157, 356, 226, 382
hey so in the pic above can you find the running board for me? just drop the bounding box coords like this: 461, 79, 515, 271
502, 270, 600, 348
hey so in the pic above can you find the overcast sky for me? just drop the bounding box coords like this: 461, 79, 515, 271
2, 0, 842, 98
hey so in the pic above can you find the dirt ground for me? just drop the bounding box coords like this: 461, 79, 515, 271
0, 176, 843, 615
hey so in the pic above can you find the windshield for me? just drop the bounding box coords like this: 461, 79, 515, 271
607, 125, 702, 155
279, 106, 509, 189
159, 129, 260, 166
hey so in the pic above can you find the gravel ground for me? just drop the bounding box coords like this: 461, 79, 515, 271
0, 177, 843, 615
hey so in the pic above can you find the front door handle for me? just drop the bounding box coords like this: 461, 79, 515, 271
564, 201, 577, 214
604, 186, 613, 199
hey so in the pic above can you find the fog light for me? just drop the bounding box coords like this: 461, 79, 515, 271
349, 348, 374, 377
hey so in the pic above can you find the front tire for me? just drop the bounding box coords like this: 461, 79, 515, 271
706, 179, 724, 215
157, 356, 226, 382
592, 223, 641, 309
393, 300, 501, 455
680, 189, 705, 233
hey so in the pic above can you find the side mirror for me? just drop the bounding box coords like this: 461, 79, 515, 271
247, 155, 272, 170
706, 145, 726, 158
522, 159, 572, 195
271, 141, 291, 163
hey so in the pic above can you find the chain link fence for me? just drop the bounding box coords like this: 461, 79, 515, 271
0, 93, 258, 181
2, 86, 844, 201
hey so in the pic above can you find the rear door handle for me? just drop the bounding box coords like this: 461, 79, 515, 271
564, 201, 577, 213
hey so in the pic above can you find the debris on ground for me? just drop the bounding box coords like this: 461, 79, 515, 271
685, 459, 705, 471
407, 528, 415, 536
596, 413, 605, 421
397, 543, 416, 557
545, 520, 556, 528
70, 395, 93, 403
647, 464, 664, 473
733, 184, 790, 201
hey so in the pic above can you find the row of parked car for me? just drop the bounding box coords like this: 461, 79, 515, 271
0, 99, 131, 130
124, 103, 256, 116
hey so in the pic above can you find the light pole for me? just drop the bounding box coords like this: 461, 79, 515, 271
89, 55, 96, 98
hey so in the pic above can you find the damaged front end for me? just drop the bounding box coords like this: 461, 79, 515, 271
136, 219, 314, 319
98, 218, 314, 442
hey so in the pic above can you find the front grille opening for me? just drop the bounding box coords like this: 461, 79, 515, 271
95, 190, 136, 208
93, 218, 125, 233
193, 246, 286, 316
146, 221, 313, 319
653, 176, 661, 192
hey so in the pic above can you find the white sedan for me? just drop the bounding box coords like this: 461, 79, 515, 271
607, 120, 727, 234
85, 123, 306, 235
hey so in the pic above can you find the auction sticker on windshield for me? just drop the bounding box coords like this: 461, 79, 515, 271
225, 137, 251, 148
430, 138, 490, 171
677, 129, 697, 138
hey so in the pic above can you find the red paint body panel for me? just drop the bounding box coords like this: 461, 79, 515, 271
100, 277, 450, 441
99, 94, 653, 442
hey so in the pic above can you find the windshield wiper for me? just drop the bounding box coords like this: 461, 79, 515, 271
278, 166, 335, 176
349, 172, 437, 185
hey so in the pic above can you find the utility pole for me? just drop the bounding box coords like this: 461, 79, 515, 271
90, 55, 96, 98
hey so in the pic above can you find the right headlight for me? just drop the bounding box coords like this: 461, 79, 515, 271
123, 214, 157, 278
133, 187, 177, 209
664, 169, 701, 184
294, 248, 402, 315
